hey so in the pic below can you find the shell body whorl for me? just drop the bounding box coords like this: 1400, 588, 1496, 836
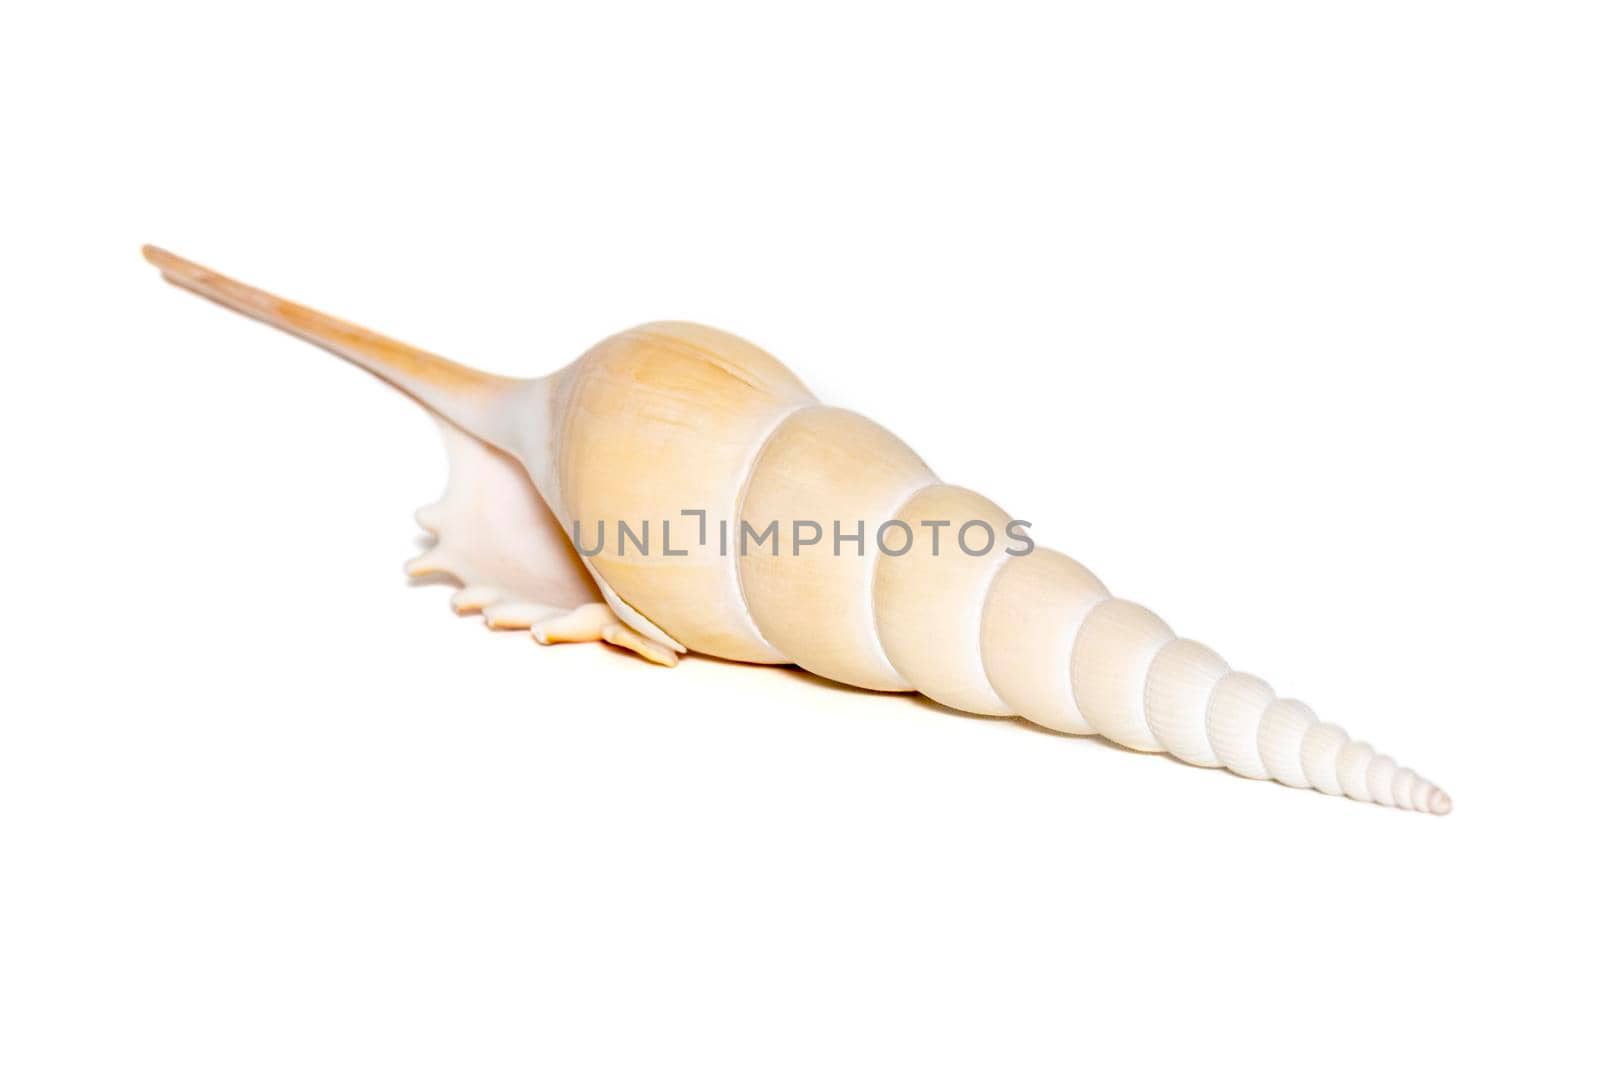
550, 322, 815, 663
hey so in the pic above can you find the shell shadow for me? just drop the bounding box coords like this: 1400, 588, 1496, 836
725, 656, 1145, 758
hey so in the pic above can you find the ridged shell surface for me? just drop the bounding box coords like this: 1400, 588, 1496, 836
554, 323, 814, 663
550, 324, 1450, 813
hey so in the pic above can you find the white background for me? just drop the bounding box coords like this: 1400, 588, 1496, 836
3, 3, 1597, 1064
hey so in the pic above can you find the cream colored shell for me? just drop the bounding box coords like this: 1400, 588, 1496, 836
144, 246, 1453, 815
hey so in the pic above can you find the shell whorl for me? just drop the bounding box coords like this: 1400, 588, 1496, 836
557, 324, 1449, 814
752, 481, 1451, 814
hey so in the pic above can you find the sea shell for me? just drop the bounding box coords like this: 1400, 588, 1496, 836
144, 246, 1451, 814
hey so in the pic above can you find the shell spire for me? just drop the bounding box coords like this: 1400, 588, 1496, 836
713, 400, 1453, 813
1031, 585, 1452, 813
974, 550, 1452, 812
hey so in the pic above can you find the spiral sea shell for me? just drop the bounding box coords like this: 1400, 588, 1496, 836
144, 246, 1450, 814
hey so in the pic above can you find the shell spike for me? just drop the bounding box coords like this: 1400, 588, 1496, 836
414, 501, 446, 535
403, 549, 452, 579
141, 246, 526, 450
